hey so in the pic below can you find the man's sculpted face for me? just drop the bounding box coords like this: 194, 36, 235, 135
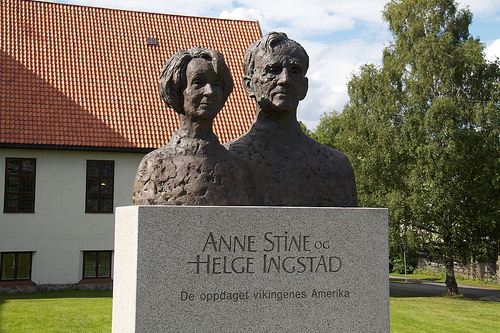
249, 44, 308, 116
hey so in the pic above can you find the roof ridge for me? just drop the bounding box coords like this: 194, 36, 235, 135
18, 0, 260, 24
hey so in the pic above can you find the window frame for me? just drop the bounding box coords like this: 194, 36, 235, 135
0, 251, 33, 282
4, 158, 36, 213
82, 250, 113, 280
85, 160, 114, 213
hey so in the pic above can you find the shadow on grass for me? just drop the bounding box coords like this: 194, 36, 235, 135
0, 297, 5, 313
390, 294, 448, 299
0, 290, 112, 300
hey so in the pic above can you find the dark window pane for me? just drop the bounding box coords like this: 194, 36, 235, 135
84, 252, 97, 278
21, 178, 34, 193
20, 195, 34, 212
16, 253, 31, 279
6, 177, 19, 192
22, 160, 35, 175
102, 162, 113, 177
87, 179, 100, 194
4, 158, 35, 213
5, 195, 19, 212
101, 197, 113, 212
6, 159, 20, 175
1, 253, 15, 280
86, 196, 99, 212
86, 161, 114, 213
87, 161, 100, 177
98, 252, 111, 278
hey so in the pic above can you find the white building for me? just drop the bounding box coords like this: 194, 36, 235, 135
0, 0, 261, 292
1, 150, 141, 290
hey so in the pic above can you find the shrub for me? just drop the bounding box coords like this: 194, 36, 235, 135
391, 258, 414, 274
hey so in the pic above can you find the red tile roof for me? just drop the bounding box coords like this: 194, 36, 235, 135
1, 0, 261, 150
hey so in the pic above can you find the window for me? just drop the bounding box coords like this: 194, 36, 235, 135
4, 158, 36, 213
86, 160, 114, 213
1, 252, 33, 281
83, 251, 112, 279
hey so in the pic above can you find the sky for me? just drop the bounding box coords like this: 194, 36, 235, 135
50, 0, 500, 130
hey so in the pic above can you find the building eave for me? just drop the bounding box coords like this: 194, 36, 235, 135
0, 143, 153, 153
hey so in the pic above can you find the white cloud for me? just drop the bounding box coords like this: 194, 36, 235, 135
485, 39, 500, 61
459, 0, 500, 18
219, 8, 264, 22
297, 38, 386, 130
220, 0, 388, 38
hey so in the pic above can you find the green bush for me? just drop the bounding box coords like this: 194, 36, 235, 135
413, 266, 445, 277
391, 258, 414, 274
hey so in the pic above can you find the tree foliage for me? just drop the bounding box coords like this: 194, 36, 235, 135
314, 0, 500, 295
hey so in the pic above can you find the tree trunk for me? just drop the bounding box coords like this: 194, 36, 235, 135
443, 231, 459, 296
477, 261, 484, 280
444, 259, 458, 296
469, 256, 474, 278
497, 255, 500, 280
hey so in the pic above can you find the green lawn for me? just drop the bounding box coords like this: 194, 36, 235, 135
391, 296, 500, 333
2, 291, 500, 332
0, 291, 112, 333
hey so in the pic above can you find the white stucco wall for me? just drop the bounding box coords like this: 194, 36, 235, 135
0, 148, 145, 285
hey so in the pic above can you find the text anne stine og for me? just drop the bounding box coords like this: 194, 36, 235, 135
187, 232, 342, 274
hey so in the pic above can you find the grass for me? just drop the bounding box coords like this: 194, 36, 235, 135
391, 271, 445, 282
391, 296, 500, 333
1, 291, 500, 332
0, 290, 112, 333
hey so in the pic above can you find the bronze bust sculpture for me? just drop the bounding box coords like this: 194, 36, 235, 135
133, 34, 357, 207
132, 47, 256, 205
224, 32, 358, 206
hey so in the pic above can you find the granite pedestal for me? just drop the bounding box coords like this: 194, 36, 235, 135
112, 206, 389, 332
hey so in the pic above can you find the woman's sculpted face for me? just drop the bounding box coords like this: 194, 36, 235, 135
183, 58, 225, 120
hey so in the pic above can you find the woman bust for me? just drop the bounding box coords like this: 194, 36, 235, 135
132, 47, 256, 205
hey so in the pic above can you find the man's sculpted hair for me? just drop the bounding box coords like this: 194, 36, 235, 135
243, 32, 309, 78
159, 47, 234, 114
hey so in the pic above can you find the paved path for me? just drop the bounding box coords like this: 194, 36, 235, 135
389, 276, 500, 301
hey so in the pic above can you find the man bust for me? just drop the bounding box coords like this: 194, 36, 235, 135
224, 32, 357, 207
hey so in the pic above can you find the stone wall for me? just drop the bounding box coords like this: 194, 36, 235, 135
0, 282, 112, 294
418, 258, 498, 280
